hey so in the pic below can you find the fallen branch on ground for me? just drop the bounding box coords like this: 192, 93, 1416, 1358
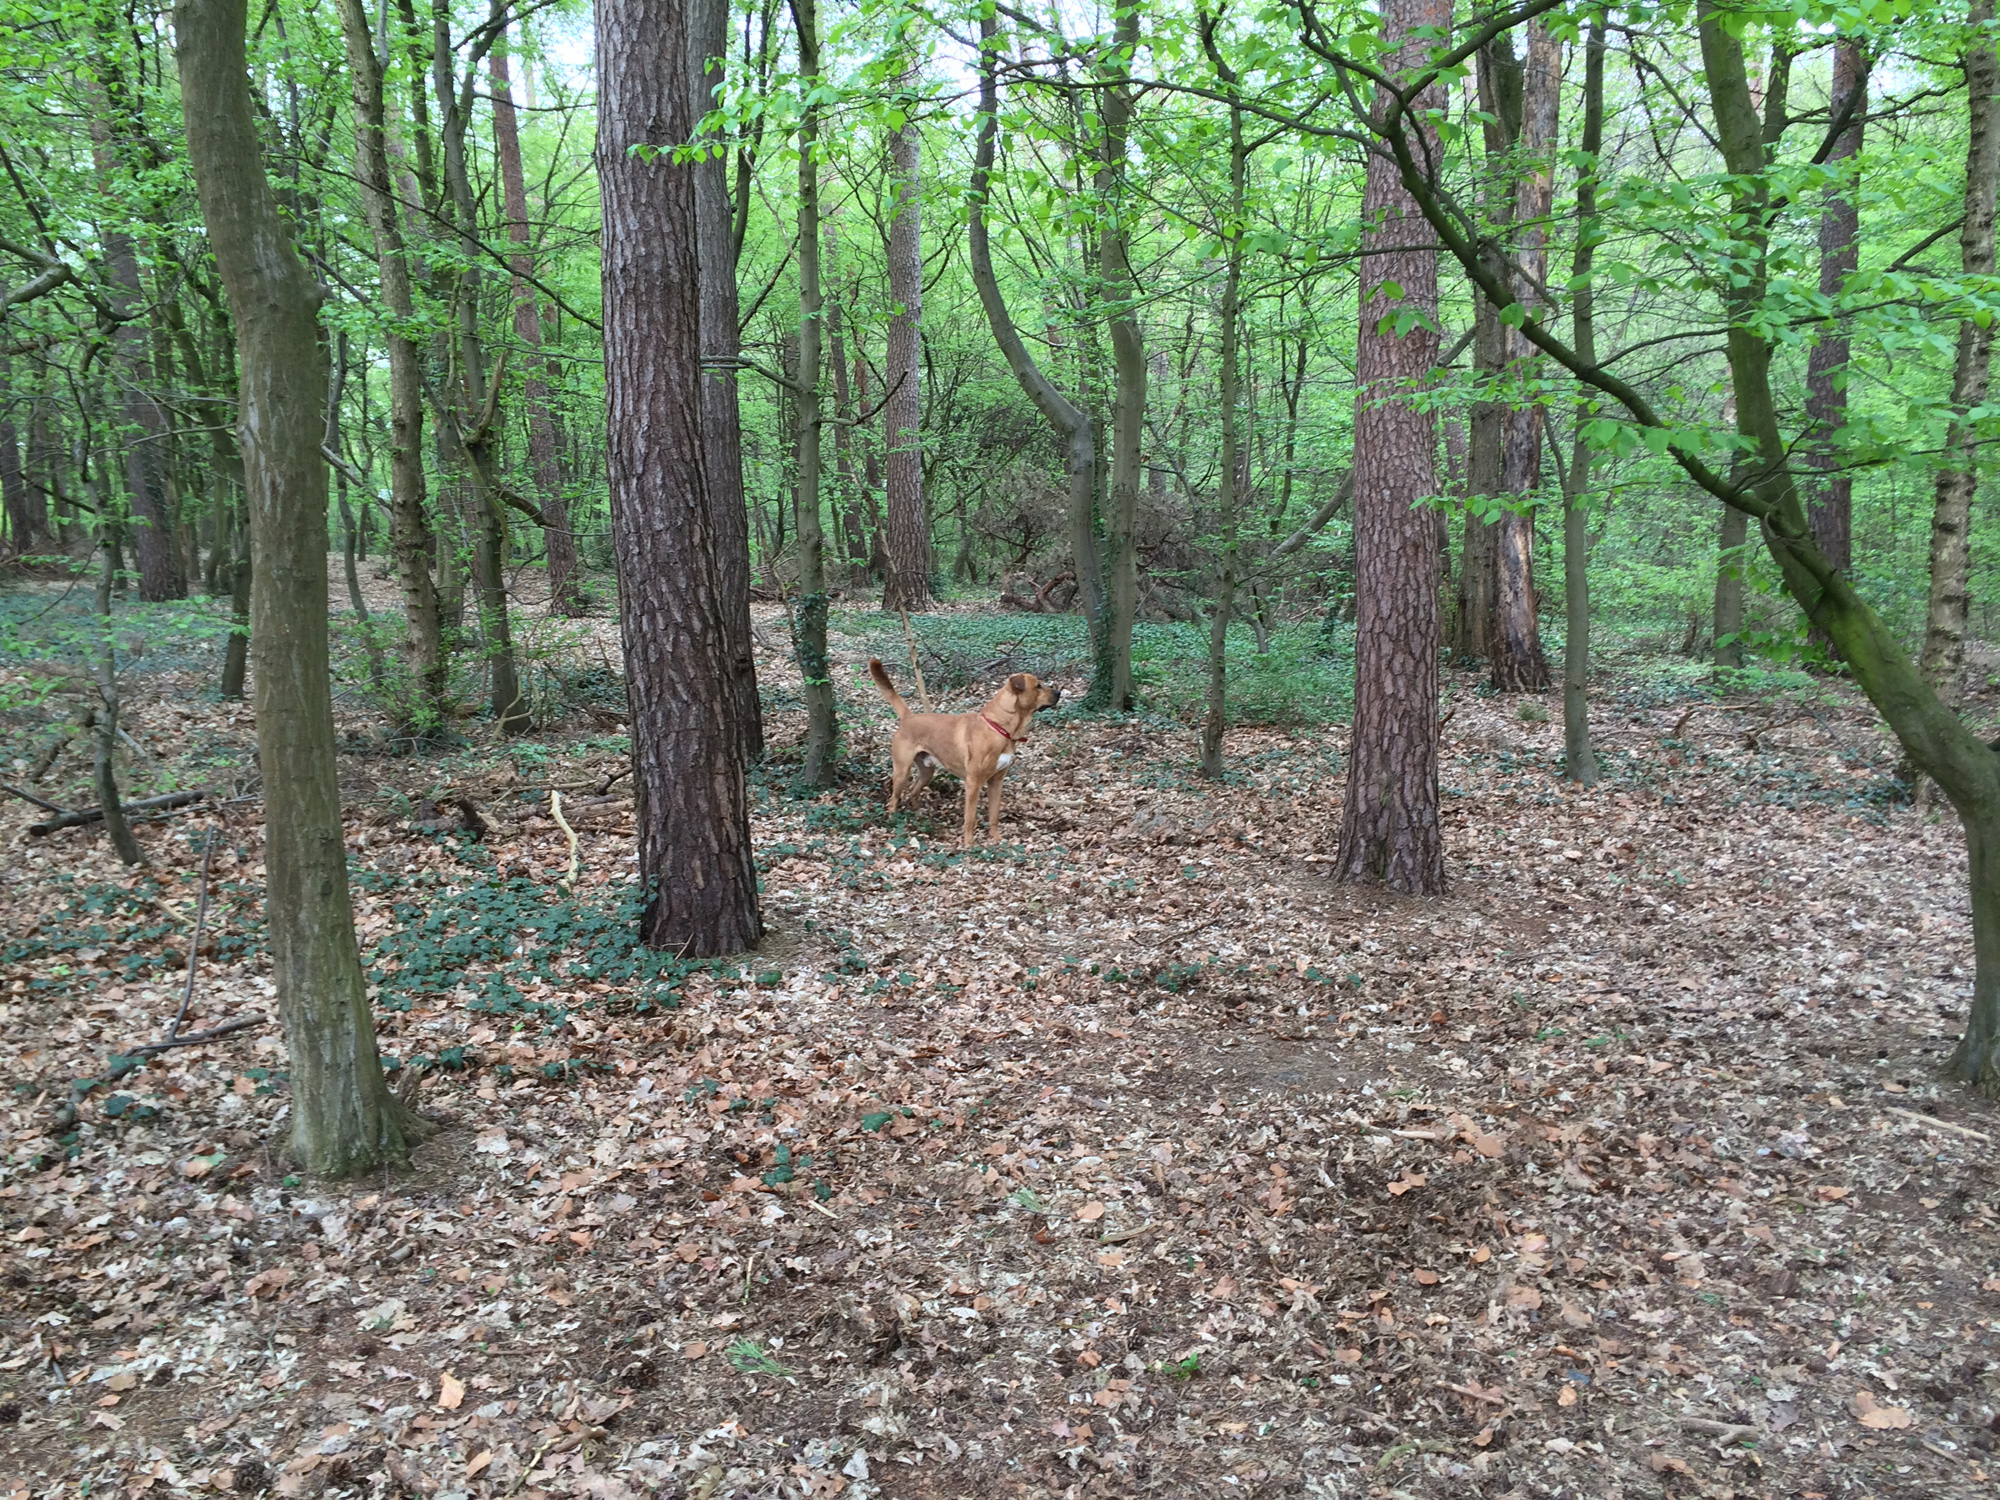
29, 790, 206, 834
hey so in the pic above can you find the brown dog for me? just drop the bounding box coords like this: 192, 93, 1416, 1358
869, 658, 1060, 845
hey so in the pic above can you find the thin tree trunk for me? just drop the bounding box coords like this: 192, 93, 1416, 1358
177, 0, 424, 1174
968, 11, 1110, 700
1804, 38, 1865, 664
1713, 480, 1747, 667
1200, 12, 1246, 780
598, 0, 763, 955
434, 14, 526, 736
1923, 0, 2000, 705
1490, 17, 1557, 693
88, 126, 183, 603
219, 494, 251, 697
1336, 0, 1446, 895
881, 65, 931, 612
333, 0, 447, 733
490, 39, 586, 618
1100, 2, 1145, 712
825, 225, 862, 572
93, 535, 142, 865
790, 0, 836, 787
0, 361, 28, 555
689, 0, 764, 758
1563, 10, 1604, 785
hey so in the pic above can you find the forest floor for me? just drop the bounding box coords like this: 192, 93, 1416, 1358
3, 572, 1999, 1500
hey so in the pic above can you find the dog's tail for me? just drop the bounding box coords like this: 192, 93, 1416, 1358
867, 658, 912, 720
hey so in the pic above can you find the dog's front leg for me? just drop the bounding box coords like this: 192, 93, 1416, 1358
961, 773, 984, 846
985, 775, 1005, 842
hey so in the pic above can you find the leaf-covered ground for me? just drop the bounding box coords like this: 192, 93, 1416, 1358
3, 596, 1998, 1500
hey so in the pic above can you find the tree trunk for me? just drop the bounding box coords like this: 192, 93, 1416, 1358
0, 360, 28, 555
1200, 14, 1246, 780
490, 40, 587, 619
1563, 9, 1604, 785
434, 15, 527, 736
1336, 0, 1446, 895
89, 125, 183, 603
333, 0, 447, 734
968, 10, 1110, 702
689, 0, 764, 758
93, 536, 142, 866
1804, 37, 1865, 664
1099, 3, 1146, 712
881, 68, 931, 613
219, 495, 251, 698
1923, 0, 2000, 706
177, 0, 424, 1174
825, 228, 862, 572
1713, 481, 1748, 668
598, 0, 763, 955
789, 0, 837, 787
1489, 17, 1557, 694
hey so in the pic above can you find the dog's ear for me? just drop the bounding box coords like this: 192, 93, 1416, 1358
1008, 673, 1029, 694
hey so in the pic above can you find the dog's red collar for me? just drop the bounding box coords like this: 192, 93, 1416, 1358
980, 713, 1017, 744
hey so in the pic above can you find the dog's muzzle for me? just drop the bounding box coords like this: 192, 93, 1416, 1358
1045, 685, 1063, 707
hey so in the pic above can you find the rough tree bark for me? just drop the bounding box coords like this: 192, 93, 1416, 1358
490, 39, 586, 618
1563, 8, 1604, 785
690, 0, 764, 758
1099, 1, 1146, 712
968, 10, 1111, 702
177, 0, 425, 1174
598, 0, 763, 955
1335, 0, 1446, 895
1923, 1, 2000, 705
93, 536, 142, 866
1804, 37, 1865, 661
333, 0, 447, 733
1489, 16, 1557, 693
881, 60, 931, 613
790, 0, 837, 787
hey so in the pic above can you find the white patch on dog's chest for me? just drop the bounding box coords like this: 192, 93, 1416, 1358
996, 751, 1014, 770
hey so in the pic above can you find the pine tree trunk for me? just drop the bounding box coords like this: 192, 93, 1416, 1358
1099, 2, 1145, 712
490, 41, 586, 619
1923, 0, 2000, 706
1489, 17, 1557, 694
1563, 8, 1605, 786
881, 72, 931, 613
598, 0, 764, 955
1336, 0, 1446, 895
968, 11, 1110, 701
790, 0, 837, 787
333, 0, 447, 734
690, 0, 764, 759
1804, 38, 1865, 658
177, 0, 424, 1174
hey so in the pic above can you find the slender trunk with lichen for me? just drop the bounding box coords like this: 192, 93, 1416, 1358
1562, 8, 1604, 785
178, 0, 427, 1172
1099, 2, 1145, 712
1200, 13, 1246, 779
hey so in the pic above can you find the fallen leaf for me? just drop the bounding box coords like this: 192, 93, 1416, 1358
1386, 1171, 1426, 1197
1505, 1285, 1544, 1310
465, 1453, 492, 1479
1850, 1389, 1911, 1430
1413, 1268, 1440, 1286
438, 1371, 465, 1411
1075, 1201, 1106, 1222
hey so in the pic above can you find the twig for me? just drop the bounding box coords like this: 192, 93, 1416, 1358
0, 781, 72, 815
1439, 1380, 1509, 1406
49, 1014, 268, 1129
167, 829, 219, 1043
1885, 1106, 1995, 1145
551, 790, 579, 889
900, 609, 934, 712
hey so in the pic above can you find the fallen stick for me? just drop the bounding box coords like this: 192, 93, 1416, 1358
50, 1014, 268, 1130
1885, 1105, 1995, 1145
551, 790, 579, 889
29, 789, 205, 834
0, 781, 72, 816
1439, 1380, 1509, 1406
1678, 1417, 1757, 1444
